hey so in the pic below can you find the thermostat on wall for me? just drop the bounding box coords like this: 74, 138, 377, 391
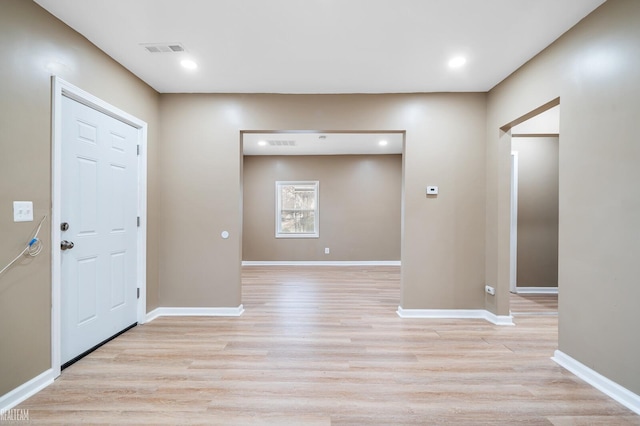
426, 186, 438, 195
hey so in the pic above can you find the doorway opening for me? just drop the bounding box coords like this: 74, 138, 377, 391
503, 98, 559, 317
239, 130, 405, 306
240, 131, 404, 266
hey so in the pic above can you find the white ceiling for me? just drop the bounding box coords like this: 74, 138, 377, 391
243, 132, 403, 156
34, 0, 605, 94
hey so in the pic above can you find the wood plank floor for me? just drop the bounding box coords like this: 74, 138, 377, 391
510, 293, 558, 316
18, 266, 639, 425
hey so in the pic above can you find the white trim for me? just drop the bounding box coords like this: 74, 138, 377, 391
145, 305, 245, 323
484, 311, 515, 325
396, 307, 514, 326
552, 350, 640, 415
510, 151, 518, 293
136, 119, 148, 325
0, 369, 54, 412
51, 76, 148, 379
242, 260, 401, 266
51, 77, 63, 379
516, 287, 558, 294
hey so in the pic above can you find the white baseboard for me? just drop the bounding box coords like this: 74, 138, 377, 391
517, 287, 558, 294
242, 261, 401, 266
552, 350, 640, 415
0, 369, 54, 412
484, 310, 516, 325
146, 305, 244, 323
396, 307, 514, 326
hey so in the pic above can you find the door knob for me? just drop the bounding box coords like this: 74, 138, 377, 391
60, 240, 75, 250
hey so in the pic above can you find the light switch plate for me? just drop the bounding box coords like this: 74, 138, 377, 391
426, 186, 438, 195
13, 201, 34, 222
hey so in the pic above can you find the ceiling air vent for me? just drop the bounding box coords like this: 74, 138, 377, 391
268, 140, 296, 147
141, 43, 185, 53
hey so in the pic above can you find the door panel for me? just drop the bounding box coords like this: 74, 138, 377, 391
110, 252, 126, 309
109, 164, 127, 231
61, 96, 138, 365
77, 256, 98, 324
77, 157, 98, 234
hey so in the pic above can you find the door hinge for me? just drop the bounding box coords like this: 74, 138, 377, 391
137, 287, 140, 299
137, 216, 141, 227
137, 145, 140, 156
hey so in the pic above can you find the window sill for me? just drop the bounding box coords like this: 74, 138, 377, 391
275, 234, 320, 239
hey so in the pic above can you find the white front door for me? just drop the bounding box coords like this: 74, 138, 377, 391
60, 95, 138, 365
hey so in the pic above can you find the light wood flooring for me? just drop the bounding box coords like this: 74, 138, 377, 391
18, 266, 639, 425
510, 293, 558, 316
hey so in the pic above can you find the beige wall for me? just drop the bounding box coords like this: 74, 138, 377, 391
0, 1, 160, 395
512, 137, 559, 287
158, 93, 487, 309
486, 0, 640, 394
243, 155, 402, 261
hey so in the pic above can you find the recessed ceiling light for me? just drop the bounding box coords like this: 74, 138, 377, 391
258, 140, 267, 146
180, 59, 198, 70
448, 56, 467, 68
379, 140, 388, 146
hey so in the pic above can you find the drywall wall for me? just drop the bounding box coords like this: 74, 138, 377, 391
243, 155, 402, 261
512, 137, 559, 287
157, 93, 487, 309
486, 0, 640, 394
0, 0, 159, 396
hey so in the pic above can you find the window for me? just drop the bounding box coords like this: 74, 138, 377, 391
275, 181, 319, 238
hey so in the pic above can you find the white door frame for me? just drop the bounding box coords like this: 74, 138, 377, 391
510, 150, 518, 293
51, 76, 147, 378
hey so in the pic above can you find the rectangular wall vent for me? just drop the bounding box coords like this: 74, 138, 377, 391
268, 140, 296, 147
141, 43, 185, 53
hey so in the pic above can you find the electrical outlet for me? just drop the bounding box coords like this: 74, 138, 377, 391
13, 201, 33, 222
485, 285, 496, 296
324, 248, 330, 254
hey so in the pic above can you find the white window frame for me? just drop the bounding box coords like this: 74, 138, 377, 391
275, 181, 319, 238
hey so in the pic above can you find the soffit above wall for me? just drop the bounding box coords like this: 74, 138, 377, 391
512, 105, 560, 135
243, 132, 403, 156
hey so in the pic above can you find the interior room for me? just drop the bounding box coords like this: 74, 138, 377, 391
0, 0, 638, 423
242, 132, 403, 264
